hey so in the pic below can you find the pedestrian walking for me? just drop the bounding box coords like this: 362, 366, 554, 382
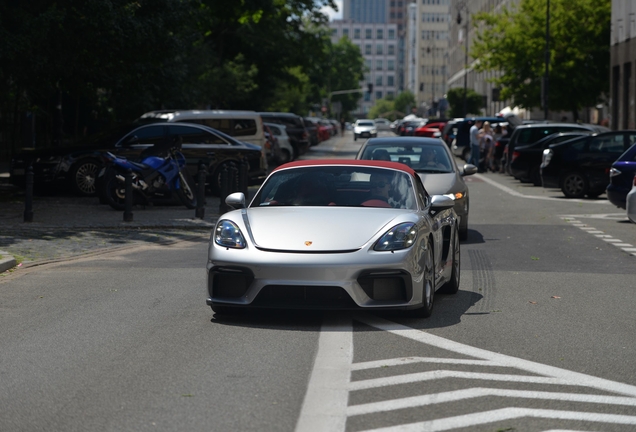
468, 120, 483, 167
479, 121, 494, 172
340, 117, 346, 137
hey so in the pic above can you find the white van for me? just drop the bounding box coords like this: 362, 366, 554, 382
138, 109, 267, 151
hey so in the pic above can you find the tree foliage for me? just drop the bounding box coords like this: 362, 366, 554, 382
446, 87, 484, 118
0, 0, 368, 154
393, 91, 416, 115
368, 98, 396, 120
471, 0, 610, 120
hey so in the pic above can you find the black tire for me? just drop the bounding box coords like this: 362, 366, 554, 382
211, 162, 231, 196
561, 172, 587, 198
103, 169, 128, 211
279, 148, 291, 164
412, 239, 435, 318
70, 159, 101, 196
439, 225, 460, 294
586, 190, 604, 199
530, 165, 542, 186
176, 170, 197, 209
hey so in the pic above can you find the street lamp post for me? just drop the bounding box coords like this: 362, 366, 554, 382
543, 0, 550, 120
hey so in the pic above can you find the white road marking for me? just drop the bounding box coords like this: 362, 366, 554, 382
298, 314, 636, 431
561, 218, 636, 257
474, 174, 611, 204
295, 315, 352, 432
360, 408, 636, 432
347, 387, 636, 416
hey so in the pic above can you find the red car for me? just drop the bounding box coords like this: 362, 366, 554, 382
413, 121, 446, 138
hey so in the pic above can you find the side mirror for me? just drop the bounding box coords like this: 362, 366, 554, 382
462, 164, 478, 176
226, 192, 246, 209
430, 195, 455, 212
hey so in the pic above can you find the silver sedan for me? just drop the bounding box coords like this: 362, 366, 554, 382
206, 160, 461, 318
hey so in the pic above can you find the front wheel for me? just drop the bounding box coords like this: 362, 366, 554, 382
412, 239, 435, 318
439, 225, 460, 294
71, 159, 101, 196
103, 169, 128, 210
561, 172, 587, 198
176, 170, 197, 209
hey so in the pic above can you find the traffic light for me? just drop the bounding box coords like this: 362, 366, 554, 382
367, 83, 373, 93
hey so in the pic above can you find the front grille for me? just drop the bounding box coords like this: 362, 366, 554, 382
252, 285, 357, 309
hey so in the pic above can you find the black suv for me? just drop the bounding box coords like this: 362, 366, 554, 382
540, 130, 636, 198
259, 112, 310, 159
503, 122, 608, 175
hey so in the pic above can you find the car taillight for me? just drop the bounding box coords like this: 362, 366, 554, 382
495, 141, 502, 148
609, 167, 621, 177
511, 151, 520, 162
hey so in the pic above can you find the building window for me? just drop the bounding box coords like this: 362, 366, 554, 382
388, 29, 396, 39
343, 28, 349, 38
365, 44, 372, 55
376, 60, 383, 70
354, 28, 361, 39
375, 75, 383, 86
388, 60, 395, 71
365, 28, 372, 39
364, 92, 371, 101
376, 91, 383, 99
387, 75, 395, 86
387, 91, 395, 98
331, 28, 338, 37
388, 45, 395, 55
377, 29, 383, 39
376, 44, 383, 55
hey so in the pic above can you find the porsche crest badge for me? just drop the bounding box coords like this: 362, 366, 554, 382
305, 241, 313, 246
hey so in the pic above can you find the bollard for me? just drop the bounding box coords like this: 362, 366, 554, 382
238, 158, 248, 196
219, 164, 229, 214
123, 168, 133, 222
195, 161, 206, 219
23, 164, 34, 223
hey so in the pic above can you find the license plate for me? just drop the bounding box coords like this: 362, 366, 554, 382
12, 169, 25, 175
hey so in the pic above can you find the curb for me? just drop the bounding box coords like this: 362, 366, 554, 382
0, 256, 17, 273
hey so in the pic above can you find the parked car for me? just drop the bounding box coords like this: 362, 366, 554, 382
399, 120, 426, 136
353, 119, 377, 141
262, 124, 281, 166
259, 112, 310, 159
10, 122, 267, 197
355, 136, 477, 241
452, 115, 521, 161
509, 132, 591, 185
441, 118, 463, 147
264, 122, 294, 165
206, 159, 460, 318
318, 119, 334, 140
502, 122, 608, 175
413, 121, 446, 138
374, 118, 391, 131
607, 142, 636, 208
303, 117, 321, 146
540, 130, 636, 198
137, 109, 268, 162
627, 175, 636, 223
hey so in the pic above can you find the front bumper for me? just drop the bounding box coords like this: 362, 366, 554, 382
206, 245, 424, 310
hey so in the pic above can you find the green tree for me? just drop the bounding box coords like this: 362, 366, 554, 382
393, 90, 416, 115
368, 98, 395, 119
446, 87, 484, 118
325, 37, 366, 116
471, 0, 610, 121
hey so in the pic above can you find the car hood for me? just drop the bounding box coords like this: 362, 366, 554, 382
416, 172, 458, 195
355, 126, 376, 132
243, 207, 412, 252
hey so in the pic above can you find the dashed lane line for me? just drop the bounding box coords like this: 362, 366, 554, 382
562, 217, 636, 257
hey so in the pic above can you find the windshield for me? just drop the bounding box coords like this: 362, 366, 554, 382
360, 144, 454, 173
357, 121, 374, 127
251, 166, 417, 209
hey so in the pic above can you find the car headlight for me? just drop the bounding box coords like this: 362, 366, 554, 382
374, 222, 418, 251
214, 220, 247, 249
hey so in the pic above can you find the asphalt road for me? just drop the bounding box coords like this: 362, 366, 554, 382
1, 131, 635, 432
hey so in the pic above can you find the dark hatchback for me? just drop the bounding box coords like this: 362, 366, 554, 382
509, 132, 591, 185
607, 143, 636, 208
540, 130, 636, 198
10, 122, 267, 196
259, 112, 310, 159
355, 136, 477, 241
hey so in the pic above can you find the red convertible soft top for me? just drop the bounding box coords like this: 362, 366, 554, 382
273, 159, 416, 176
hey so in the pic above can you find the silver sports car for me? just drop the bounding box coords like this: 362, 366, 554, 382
206, 160, 461, 318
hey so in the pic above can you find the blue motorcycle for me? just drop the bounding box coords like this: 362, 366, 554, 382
99, 138, 197, 210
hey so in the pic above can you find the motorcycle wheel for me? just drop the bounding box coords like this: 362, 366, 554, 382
176, 170, 198, 209
103, 169, 129, 211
